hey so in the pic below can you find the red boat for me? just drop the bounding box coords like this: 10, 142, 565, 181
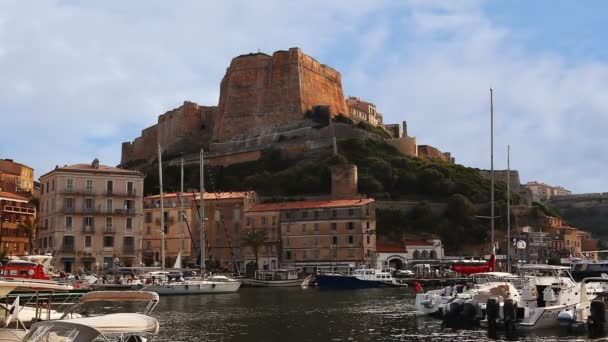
0, 260, 50, 280
452, 254, 496, 275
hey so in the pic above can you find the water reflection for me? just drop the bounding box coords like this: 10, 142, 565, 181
150, 288, 598, 342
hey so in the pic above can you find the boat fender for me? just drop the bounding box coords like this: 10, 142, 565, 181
557, 310, 575, 322
212, 283, 216, 288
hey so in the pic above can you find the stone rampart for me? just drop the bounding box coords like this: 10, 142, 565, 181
386, 136, 417, 157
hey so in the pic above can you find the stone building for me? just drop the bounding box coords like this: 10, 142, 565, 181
0, 191, 36, 255
142, 193, 194, 267
418, 145, 455, 163
191, 192, 257, 272
247, 199, 376, 273
37, 160, 144, 273
0, 159, 34, 195
525, 181, 571, 202
345, 97, 383, 126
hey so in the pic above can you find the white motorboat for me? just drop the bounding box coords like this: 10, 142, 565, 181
516, 264, 587, 330
244, 269, 302, 287
415, 272, 521, 316
23, 313, 160, 342
61, 291, 159, 319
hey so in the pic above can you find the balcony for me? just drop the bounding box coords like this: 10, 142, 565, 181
123, 245, 136, 254
103, 227, 115, 234
3, 205, 36, 215
82, 226, 95, 234
113, 208, 136, 216
105, 189, 138, 197
61, 244, 75, 253
155, 216, 175, 225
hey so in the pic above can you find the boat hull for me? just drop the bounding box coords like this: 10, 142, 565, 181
243, 279, 303, 287
142, 281, 241, 295
518, 304, 578, 330
315, 274, 387, 290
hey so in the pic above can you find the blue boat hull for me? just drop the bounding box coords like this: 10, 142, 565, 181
315, 274, 387, 289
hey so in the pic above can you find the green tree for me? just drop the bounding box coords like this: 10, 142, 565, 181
17, 218, 36, 254
242, 229, 268, 270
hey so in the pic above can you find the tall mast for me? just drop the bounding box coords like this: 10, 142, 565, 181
199, 148, 206, 275
490, 88, 495, 253
158, 145, 165, 269
179, 157, 184, 266
507, 145, 511, 273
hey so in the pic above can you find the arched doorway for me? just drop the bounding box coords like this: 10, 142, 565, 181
245, 261, 257, 277
413, 250, 420, 260
388, 257, 405, 270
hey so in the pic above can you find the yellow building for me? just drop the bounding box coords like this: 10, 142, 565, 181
0, 159, 34, 194
0, 191, 36, 255
243, 207, 280, 274
38, 159, 144, 273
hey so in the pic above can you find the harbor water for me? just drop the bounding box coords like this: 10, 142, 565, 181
149, 287, 590, 342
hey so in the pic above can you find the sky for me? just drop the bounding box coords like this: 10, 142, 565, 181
1, 0, 607, 193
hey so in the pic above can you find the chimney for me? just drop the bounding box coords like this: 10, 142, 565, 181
92, 159, 100, 169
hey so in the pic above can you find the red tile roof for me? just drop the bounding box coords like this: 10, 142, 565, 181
145, 192, 252, 200
376, 243, 407, 253
246, 198, 374, 212
41, 163, 142, 178
0, 191, 29, 202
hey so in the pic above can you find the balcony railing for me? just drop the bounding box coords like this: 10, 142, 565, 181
123, 245, 135, 253
61, 244, 75, 253
61, 207, 136, 215
82, 226, 94, 234
62, 188, 138, 197
3, 205, 36, 215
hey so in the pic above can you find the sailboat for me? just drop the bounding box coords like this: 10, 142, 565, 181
141, 148, 241, 295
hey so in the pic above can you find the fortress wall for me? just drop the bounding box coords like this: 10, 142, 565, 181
386, 136, 418, 157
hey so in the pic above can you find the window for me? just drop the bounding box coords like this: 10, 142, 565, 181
103, 236, 114, 248
84, 217, 94, 228
215, 209, 221, 221
302, 211, 308, 218
348, 208, 354, 216
124, 200, 134, 211
314, 211, 319, 218
106, 199, 113, 213
146, 226, 151, 235
145, 212, 152, 223
302, 224, 306, 233
285, 250, 292, 259
347, 222, 354, 230
262, 216, 267, 225
246, 217, 252, 226
51, 180, 55, 191
127, 181, 134, 195
367, 235, 370, 244
366, 222, 370, 229
332, 236, 338, 244
85, 180, 93, 193
41, 183, 44, 194
348, 235, 354, 244
85, 198, 94, 209
105, 217, 112, 231
65, 216, 72, 229
65, 198, 74, 209
314, 236, 319, 246
332, 210, 337, 218
63, 236, 74, 247
331, 223, 337, 231
84, 236, 92, 248
126, 218, 133, 230
314, 223, 319, 232
106, 180, 113, 194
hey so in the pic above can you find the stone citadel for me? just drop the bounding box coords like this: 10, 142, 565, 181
121, 48, 452, 167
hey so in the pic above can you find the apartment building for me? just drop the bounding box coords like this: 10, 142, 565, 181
38, 159, 144, 273
243, 206, 281, 275
0, 191, 36, 255
0, 159, 35, 194
142, 193, 194, 267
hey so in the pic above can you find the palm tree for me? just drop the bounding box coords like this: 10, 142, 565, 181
242, 229, 268, 271
17, 218, 36, 254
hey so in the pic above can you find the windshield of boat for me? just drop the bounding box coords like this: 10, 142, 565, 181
24, 323, 100, 342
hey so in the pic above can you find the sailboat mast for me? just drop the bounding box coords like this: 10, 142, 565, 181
490, 88, 495, 253
507, 145, 511, 273
199, 148, 205, 275
179, 157, 184, 266
158, 145, 165, 269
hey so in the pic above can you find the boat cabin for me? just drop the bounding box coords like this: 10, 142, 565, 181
0, 260, 49, 280
254, 269, 299, 281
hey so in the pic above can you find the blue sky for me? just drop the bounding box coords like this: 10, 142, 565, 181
1, 0, 607, 193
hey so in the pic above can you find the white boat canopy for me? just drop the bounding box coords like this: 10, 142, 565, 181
518, 264, 571, 270
77, 291, 159, 303
0, 279, 72, 297
49, 313, 159, 334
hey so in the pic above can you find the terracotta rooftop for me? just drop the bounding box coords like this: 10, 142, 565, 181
246, 198, 374, 212
0, 191, 29, 202
377, 243, 407, 253
41, 163, 142, 178
145, 192, 252, 200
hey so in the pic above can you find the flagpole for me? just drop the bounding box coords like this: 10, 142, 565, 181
507, 145, 511, 273
490, 88, 495, 253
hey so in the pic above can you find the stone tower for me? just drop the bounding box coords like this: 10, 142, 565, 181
331, 164, 359, 199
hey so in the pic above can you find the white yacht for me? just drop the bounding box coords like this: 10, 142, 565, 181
244, 269, 302, 287
516, 264, 587, 330
142, 274, 241, 295
415, 272, 520, 316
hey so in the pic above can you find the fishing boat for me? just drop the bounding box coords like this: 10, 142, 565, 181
243, 269, 302, 287
315, 268, 405, 289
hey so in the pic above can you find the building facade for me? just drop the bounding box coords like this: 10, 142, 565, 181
243, 207, 280, 275
37, 160, 144, 273
191, 192, 257, 272
142, 193, 194, 267
248, 199, 377, 273
525, 181, 572, 202
0, 159, 34, 194
0, 191, 36, 255
345, 97, 383, 126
